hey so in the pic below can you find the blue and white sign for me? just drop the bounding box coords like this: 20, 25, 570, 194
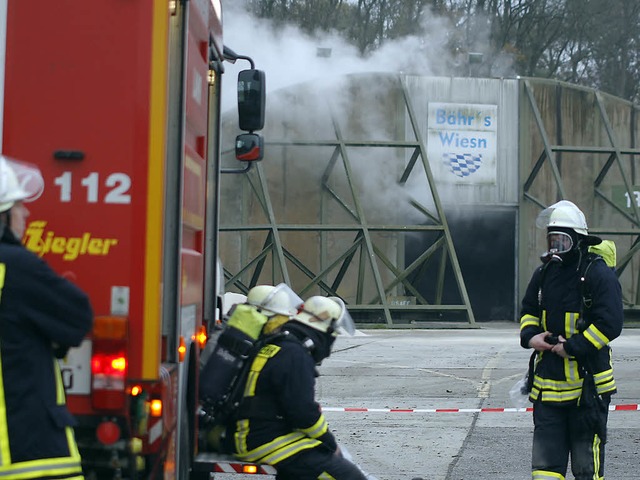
427, 102, 497, 184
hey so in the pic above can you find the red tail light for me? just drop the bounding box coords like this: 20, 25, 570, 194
91, 316, 128, 411
91, 349, 127, 410
91, 353, 126, 383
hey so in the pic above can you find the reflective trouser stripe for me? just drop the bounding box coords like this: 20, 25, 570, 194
532, 471, 565, 479
260, 437, 321, 464
592, 434, 603, 480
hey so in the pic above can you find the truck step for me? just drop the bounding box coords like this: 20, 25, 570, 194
192, 452, 276, 478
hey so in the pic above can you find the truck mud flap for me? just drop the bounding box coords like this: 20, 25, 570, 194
192, 452, 276, 478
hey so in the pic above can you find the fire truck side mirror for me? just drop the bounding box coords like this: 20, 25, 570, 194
237, 69, 265, 132
235, 133, 264, 161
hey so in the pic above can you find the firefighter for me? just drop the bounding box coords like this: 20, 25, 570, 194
199, 283, 303, 451
224, 295, 368, 480
519, 200, 623, 480
0, 156, 93, 479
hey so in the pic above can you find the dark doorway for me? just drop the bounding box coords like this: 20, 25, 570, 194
405, 208, 516, 322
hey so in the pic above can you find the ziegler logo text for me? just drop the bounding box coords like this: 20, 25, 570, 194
24, 221, 118, 261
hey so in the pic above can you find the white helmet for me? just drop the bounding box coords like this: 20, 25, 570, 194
246, 283, 303, 316
292, 296, 356, 337
535, 200, 588, 236
0, 156, 44, 212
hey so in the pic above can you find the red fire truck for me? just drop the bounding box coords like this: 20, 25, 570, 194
1, 0, 264, 478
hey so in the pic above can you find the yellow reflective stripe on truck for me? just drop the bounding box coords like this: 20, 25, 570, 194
142, 0, 169, 379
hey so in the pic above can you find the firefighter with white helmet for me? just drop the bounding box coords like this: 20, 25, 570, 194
199, 283, 302, 408
0, 155, 93, 479
223, 295, 368, 480
520, 199, 623, 480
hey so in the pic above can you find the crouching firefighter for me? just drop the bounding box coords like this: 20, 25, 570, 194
221, 295, 369, 480
199, 283, 303, 450
519, 200, 623, 480
0, 156, 94, 479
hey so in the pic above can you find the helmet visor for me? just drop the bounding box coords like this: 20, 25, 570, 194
547, 231, 573, 254
328, 296, 356, 335
261, 283, 304, 316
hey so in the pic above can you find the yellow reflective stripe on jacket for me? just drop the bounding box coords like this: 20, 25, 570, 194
584, 324, 609, 349
243, 345, 281, 397
530, 385, 582, 403
562, 356, 580, 384
594, 367, 616, 394
0, 349, 11, 467
564, 312, 579, 338
234, 342, 324, 465
319, 472, 337, 480
520, 313, 539, 329
0, 263, 5, 304
300, 414, 329, 439
0, 357, 83, 477
234, 426, 316, 463
0, 268, 82, 477
54, 359, 82, 459
0, 457, 83, 479
532, 470, 565, 479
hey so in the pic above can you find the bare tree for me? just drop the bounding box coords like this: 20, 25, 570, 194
244, 0, 640, 102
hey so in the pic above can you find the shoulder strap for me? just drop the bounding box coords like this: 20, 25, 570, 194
215, 331, 286, 424
537, 262, 552, 314
579, 252, 604, 311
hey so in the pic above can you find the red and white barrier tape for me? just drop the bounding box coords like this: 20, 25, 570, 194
323, 404, 640, 414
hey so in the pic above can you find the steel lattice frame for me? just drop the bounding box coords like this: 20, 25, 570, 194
220, 76, 475, 326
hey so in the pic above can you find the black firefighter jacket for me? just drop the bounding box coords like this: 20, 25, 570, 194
227, 334, 337, 465
520, 253, 623, 405
0, 229, 93, 479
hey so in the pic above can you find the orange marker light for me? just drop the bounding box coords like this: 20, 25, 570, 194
243, 465, 258, 474
196, 325, 207, 349
130, 385, 142, 396
93, 316, 127, 340
178, 336, 186, 362
149, 399, 163, 417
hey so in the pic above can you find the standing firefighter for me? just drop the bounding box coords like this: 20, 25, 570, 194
0, 156, 93, 479
519, 200, 623, 480
223, 295, 369, 480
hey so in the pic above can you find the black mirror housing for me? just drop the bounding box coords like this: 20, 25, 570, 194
235, 133, 264, 161
237, 69, 266, 132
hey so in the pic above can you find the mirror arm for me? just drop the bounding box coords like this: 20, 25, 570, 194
221, 162, 254, 175
223, 45, 255, 69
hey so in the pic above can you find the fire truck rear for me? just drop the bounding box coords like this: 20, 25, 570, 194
1, 0, 265, 478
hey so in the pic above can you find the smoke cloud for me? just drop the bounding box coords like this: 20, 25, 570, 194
220, 3, 458, 112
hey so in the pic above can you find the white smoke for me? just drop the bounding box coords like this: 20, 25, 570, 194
220, 4, 458, 112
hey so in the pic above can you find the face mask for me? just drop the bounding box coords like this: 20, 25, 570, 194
547, 231, 573, 254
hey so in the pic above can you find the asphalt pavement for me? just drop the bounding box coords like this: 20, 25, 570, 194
315, 323, 640, 480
